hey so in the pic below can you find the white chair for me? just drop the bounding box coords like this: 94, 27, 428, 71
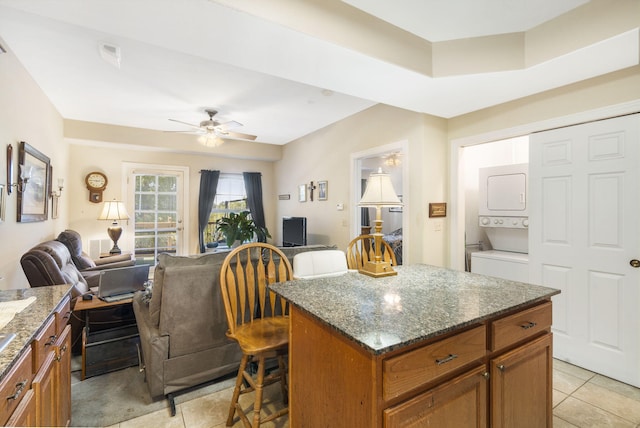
293, 250, 348, 279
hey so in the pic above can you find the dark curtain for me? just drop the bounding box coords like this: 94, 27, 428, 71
198, 170, 220, 253
361, 178, 370, 226
243, 172, 267, 242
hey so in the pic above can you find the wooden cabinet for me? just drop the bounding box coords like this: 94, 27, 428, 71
5, 389, 35, 427
384, 365, 488, 428
0, 293, 72, 427
289, 300, 553, 427
490, 333, 553, 428
54, 325, 72, 427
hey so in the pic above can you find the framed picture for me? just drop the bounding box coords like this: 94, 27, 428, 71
318, 180, 328, 201
17, 142, 50, 222
0, 184, 5, 222
429, 202, 447, 218
6, 144, 13, 196
389, 195, 403, 212
298, 184, 307, 202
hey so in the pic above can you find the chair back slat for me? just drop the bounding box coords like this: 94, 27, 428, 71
220, 243, 294, 337
346, 234, 398, 270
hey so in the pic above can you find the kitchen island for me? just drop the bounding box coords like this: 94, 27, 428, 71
0, 284, 72, 426
270, 264, 560, 428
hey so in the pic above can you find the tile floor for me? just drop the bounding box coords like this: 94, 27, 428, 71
98, 359, 640, 428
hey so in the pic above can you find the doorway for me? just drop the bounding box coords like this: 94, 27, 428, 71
123, 163, 189, 264
351, 141, 408, 264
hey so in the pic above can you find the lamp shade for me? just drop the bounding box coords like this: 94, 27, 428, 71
98, 200, 130, 221
359, 169, 402, 207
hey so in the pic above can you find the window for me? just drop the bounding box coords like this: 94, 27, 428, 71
133, 173, 180, 263
204, 173, 247, 244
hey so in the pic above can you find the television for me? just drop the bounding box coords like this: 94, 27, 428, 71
282, 217, 307, 247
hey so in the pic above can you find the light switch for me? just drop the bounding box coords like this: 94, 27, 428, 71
336, 203, 344, 211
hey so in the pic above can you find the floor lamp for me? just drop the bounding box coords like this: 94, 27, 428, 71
358, 168, 403, 278
98, 200, 130, 254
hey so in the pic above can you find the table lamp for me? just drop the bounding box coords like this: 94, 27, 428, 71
98, 199, 130, 254
358, 168, 403, 277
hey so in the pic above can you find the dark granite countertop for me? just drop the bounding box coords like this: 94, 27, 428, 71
0, 285, 72, 380
270, 264, 560, 355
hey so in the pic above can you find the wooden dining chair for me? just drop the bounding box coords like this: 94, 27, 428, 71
346, 234, 397, 270
219, 242, 293, 428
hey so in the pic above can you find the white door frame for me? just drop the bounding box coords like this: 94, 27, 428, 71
449, 100, 640, 271
121, 162, 190, 256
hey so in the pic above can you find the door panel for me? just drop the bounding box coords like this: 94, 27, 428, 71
529, 113, 640, 387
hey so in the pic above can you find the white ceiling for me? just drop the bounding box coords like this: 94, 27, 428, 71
0, 0, 637, 146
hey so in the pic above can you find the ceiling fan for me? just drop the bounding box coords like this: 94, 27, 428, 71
168, 109, 257, 147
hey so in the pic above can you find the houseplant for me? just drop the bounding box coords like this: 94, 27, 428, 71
215, 211, 270, 247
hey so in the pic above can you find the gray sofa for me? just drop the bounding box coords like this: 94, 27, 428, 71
133, 245, 335, 414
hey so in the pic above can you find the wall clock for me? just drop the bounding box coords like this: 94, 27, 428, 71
85, 171, 108, 203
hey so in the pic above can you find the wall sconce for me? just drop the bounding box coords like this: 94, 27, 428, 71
10, 165, 32, 193
50, 178, 64, 198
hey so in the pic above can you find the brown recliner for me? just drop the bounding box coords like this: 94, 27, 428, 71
20, 240, 136, 354
20, 240, 90, 299
56, 229, 134, 273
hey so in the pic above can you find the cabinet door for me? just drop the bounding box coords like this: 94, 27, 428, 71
384, 365, 487, 428
33, 352, 56, 427
55, 325, 72, 427
5, 389, 35, 427
491, 333, 552, 428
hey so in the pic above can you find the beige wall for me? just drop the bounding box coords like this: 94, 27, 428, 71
274, 104, 449, 266
2, 31, 639, 291
67, 143, 277, 256
448, 65, 640, 141
0, 41, 68, 289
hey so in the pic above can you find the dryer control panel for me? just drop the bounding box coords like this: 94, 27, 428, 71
479, 216, 529, 229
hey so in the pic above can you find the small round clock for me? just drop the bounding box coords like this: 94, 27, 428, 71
85, 171, 108, 203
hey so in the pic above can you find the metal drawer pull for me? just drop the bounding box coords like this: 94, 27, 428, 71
435, 353, 458, 365
497, 364, 506, 372
520, 321, 537, 330
45, 335, 57, 346
6, 380, 27, 401
56, 344, 68, 362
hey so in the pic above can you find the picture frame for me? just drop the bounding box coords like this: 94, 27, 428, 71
6, 144, 13, 196
389, 195, 403, 212
17, 142, 50, 222
298, 184, 307, 202
318, 180, 328, 201
429, 202, 447, 218
0, 184, 5, 222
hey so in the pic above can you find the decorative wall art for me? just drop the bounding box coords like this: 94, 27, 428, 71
429, 202, 447, 218
318, 181, 328, 201
298, 184, 307, 202
6, 144, 12, 196
389, 195, 403, 212
17, 142, 50, 222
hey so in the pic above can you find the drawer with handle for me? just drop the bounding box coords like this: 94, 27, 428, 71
383, 325, 486, 400
0, 347, 33, 425
490, 301, 552, 352
31, 315, 56, 372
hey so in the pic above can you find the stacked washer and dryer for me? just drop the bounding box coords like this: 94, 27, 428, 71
471, 163, 529, 282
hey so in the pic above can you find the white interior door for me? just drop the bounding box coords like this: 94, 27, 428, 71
529, 114, 640, 387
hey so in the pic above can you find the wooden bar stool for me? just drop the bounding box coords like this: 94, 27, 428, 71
346, 234, 397, 270
219, 243, 293, 428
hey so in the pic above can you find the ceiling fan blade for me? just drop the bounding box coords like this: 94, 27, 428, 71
168, 118, 202, 130
220, 130, 257, 141
216, 120, 242, 131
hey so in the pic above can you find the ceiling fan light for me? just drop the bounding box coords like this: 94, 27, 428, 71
198, 134, 224, 148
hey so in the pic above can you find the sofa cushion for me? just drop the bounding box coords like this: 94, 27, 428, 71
293, 249, 348, 279
149, 251, 230, 326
